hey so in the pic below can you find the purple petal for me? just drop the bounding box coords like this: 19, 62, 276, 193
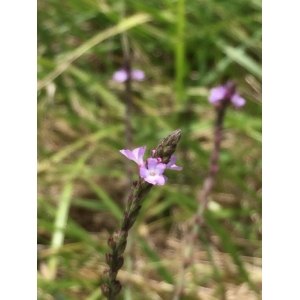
139, 166, 149, 178
147, 158, 158, 170
120, 149, 136, 161
131, 70, 145, 81
156, 163, 167, 175
166, 156, 183, 171
144, 177, 157, 185
231, 93, 246, 107
155, 175, 168, 186
209, 86, 227, 103
131, 146, 146, 166
113, 69, 128, 82
120, 146, 146, 166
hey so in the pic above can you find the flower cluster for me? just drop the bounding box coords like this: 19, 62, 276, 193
209, 81, 246, 108
120, 147, 182, 185
112, 69, 145, 82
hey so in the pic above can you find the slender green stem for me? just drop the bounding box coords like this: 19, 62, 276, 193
48, 182, 73, 280
172, 206, 203, 300
124, 235, 133, 300
175, 0, 186, 103
173, 102, 228, 299
121, 3, 133, 299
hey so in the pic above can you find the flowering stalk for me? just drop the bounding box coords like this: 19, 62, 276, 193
101, 129, 182, 300
113, 66, 145, 203
172, 82, 245, 299
112, 40, 145, 199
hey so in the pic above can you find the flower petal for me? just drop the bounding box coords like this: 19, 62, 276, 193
120, 149, 136, 161
166, 156, 183, 171
209, 86, 227, 103
120, 146, 146, 166
113, 69, 128, 82
155, 163, 167, 175
155, 175, 168, 186
131, 70, 145, 81
132, 146, 146, 166
231, 93, 246, 107
147, 158, 158, 170
144, 177, 158, 185
139, 166, 149, 179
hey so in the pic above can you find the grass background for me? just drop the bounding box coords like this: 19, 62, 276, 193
37, 0, 262, 299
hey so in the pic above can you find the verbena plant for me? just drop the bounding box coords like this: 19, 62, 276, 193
38, 1, 261, 299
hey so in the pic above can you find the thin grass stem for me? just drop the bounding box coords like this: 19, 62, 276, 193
175, 0, 186, 103
48, 182, 73, 280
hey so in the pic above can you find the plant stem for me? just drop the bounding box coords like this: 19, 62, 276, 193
120, 12, 134, 299
172, 102, 228, 299
101, 129, 182, 300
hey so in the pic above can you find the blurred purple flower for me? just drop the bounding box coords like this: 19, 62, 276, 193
231, 94, 246, 107
113, 69, 128, 82
120, 146, 146, 167
209, 82, 246, 108
139, 158, 168, 185
112, 69, 145, 82
209, 86, 228, 103
131, 70, 145, 81
166, 156, 183, 171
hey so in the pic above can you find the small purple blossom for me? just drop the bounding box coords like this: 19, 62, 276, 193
139, 158, 168, 185
113, 69, 128, 82
166, 156, 183, 171
120, 146, 146, 167
209, 86, 227, 103
231, 93, 246, 107
131, 70, 145, 81
120, 147, 182, 186
208, 82, 245, 108
112, 69, 145, 82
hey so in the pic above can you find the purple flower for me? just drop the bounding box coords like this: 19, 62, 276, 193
208, 82, 246, 108
209, 86, 228, 103
112, 69, 145, 82
139, 158, 168, 185
231, 93, 246, 107
113, 69, 128, 82
166, 156, 182, 171
131, 70, 145, 81
119, 146, 146, 167
120, 147, 182, 186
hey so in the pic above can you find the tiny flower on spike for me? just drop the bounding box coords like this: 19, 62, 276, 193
231, 94, 246, 107
120, 145, 182, 184
139, 158, 168, 185
209, 81, 245, 108
119, 146, 146, 167
112, 69, 128, 82
131, 70, 145, 81
112, 69, 145, 82
166, 156, 182, 171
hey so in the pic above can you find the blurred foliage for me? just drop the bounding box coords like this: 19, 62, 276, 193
38, 0, 261, 299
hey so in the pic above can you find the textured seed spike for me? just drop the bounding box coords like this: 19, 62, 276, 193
100, 284, 110, 297
103, 129, 182, 300
153, 129, 182, 164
